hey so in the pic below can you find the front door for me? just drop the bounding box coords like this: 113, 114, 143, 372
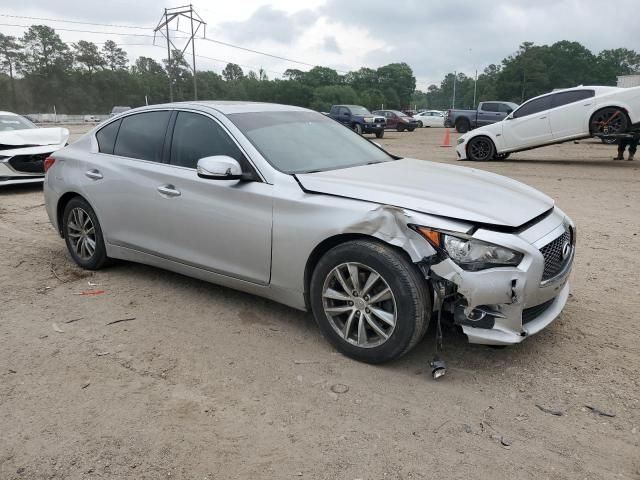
502, 95, 553, 150
158, 111, 273, 284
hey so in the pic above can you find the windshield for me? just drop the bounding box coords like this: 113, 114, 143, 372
0, 114, 37, 132
390, 110, 409, 117
228, 111, 393, 174
348, 106, 371, 115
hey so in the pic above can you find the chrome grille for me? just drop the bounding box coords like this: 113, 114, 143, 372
539, 228, 572, 281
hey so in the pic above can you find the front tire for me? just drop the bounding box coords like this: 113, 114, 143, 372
353, 123, 363, 135
62, 197, 109, 270
417, 121, 423, 128
310, 239, 430, 364
467, 136, 495, 161
375, 130, 385, 139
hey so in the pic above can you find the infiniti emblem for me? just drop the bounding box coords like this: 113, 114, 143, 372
561, 241, 571, 260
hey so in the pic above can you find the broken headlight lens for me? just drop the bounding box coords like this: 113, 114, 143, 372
414, 227, 523, 271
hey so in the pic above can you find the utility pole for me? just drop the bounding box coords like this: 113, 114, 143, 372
154, 5, 206, 101
473, 69, 478, 108
452, 71, 457, 109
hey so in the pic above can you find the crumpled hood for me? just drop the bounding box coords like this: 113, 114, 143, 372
0, 127, 70, 149
295, 158, 554, 228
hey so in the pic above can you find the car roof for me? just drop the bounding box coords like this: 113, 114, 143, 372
0, 111, 20, 116
122, 101, 310, 115
523, 85, 621, 104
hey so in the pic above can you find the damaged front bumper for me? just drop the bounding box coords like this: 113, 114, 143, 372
426, 209, 575, 346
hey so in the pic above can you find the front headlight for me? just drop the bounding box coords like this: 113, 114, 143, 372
413, 226, 523, 271
363, 117, 374, 123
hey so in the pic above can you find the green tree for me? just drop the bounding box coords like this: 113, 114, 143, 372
310, 85, 359, 112
0, 33, 20, 110
163, 49, 192, 101
73, 40, 105, 76
222, 63, 244, 81
376, 63, 415, 108
102, 40, 128, 71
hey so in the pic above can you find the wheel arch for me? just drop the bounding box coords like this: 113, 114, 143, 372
55, 192, 87, 237
303, 233, 423, 310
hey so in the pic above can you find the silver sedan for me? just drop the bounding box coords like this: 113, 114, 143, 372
44, 102, 575, 363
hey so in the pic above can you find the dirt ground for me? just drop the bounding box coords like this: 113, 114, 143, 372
1, 125, 639, 480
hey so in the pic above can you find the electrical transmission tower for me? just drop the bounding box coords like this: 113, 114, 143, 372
154, 5, 206, 101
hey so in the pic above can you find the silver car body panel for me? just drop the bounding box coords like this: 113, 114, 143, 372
44, 102, 575, 346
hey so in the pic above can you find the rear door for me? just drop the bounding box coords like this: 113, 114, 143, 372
158, 110, 273, 284
83, 110, 175, 252
549, 89, 595, 140
502, 95, 553, 149
477, 102, 502, 126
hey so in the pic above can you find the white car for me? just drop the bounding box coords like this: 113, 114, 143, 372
0, 111, 69, 186
456, 86, 640, 161
413, 110, 445, 127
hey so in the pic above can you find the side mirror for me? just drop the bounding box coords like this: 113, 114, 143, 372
197, 156, 242, 180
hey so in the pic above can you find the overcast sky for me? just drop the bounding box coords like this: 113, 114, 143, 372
1, 0, 638, 89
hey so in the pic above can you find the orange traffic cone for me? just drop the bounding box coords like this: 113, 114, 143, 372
440, 128, 452, 147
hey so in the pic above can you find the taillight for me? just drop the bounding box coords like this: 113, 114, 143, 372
44, 156, 55, 173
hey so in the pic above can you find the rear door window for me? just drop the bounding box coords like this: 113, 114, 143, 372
552, 90, 595, 108
169, 111, 248, 170
113, 111, 171, 162
513, 95, 552, 118
96, 119, 121, 154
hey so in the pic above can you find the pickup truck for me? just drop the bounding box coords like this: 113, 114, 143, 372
328, 105, 386, 138
445, 101, 519, 133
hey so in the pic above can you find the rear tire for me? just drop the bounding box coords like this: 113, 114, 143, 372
589, 107, 629, 136
310, 240, 430, 364
397, 126, 405, 132
417, 121, 423, 128
466, 136, 495, 161
456, 119, 471, 133
62, 197, 109, 270
408, 128, 415, 132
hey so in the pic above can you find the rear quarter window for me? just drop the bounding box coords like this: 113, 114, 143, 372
95, 119, 121, 154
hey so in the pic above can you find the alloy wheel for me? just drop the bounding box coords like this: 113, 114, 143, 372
67, 207, 97, 260
590, 108, 628, 135
468, 138, 493, 160
321, 262, 397, 348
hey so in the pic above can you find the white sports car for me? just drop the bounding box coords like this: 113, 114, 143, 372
413, 110, 445, 127
456, 86, 640, 161
0, 111, 70, 186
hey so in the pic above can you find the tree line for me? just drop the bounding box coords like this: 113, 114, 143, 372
1, 25, 639, 114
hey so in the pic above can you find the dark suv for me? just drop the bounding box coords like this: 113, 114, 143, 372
328, 105, 386, 138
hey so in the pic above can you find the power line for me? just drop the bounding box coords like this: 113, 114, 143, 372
0, 13, 153, 30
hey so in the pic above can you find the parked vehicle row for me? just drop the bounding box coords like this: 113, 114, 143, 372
456, 85, 640, 161
0, 111, 70, 186
44, 101, 575, 363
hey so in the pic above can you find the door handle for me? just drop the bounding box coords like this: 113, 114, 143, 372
157, 184, 181, 197
539, 116, 547, 119
584, 103, 592, 106
85, 169, 103, 180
